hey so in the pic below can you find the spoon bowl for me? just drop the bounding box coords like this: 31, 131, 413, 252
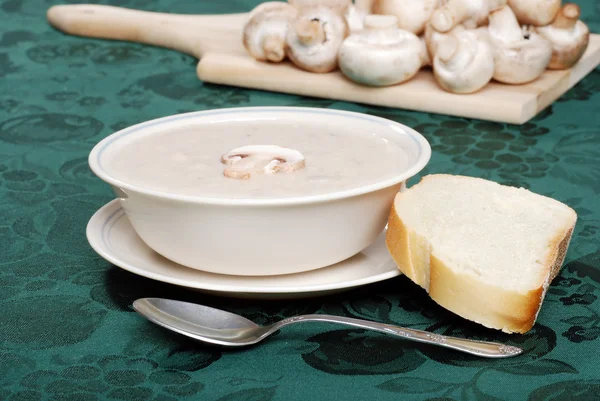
132, 298, 523, 358
133, 297, 265, 346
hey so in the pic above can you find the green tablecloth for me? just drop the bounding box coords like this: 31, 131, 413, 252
2, 0, 600, 400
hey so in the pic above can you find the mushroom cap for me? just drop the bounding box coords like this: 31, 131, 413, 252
248, 1, 296, 19
507, 0, 561, 26
243, 2, 298, 62
474, 25, 491, 42
536, 4, 590, 70
285, 6, 349, 73
488, 6, 552, 84
430, 0, 507, 33
539, 21, 590, 70
288, 0, 352, 14
338, 15, 424, 86
433, 29, 494, 93
424, 21, 466, 57
372, 0, 440, 35
491, 33, 552, 84
221, 145, 306, 180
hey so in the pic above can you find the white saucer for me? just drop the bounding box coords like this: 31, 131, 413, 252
86, 200, 401, 299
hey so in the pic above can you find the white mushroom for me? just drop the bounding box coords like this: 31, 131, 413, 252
248, 1, 291, 19
424, 21, 466, 57
372, 0, 440, 35
341, 0, 377, 33
221, 145, 306, 180
474, 25, 491, 42
285, 5, 349, 73
288, 0, 352, 13
488, 5, 552, 84
345, 6, 365, 32
536, 3, 590, 70
243, 2, 298, 62
344, 0, 380, 32
338, 15, 426, 86
507, 0, 561, 26
430, 0, 507, 33
433, 29, 495, 93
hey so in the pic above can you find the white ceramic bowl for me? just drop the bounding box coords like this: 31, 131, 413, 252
89, 107, 430, 276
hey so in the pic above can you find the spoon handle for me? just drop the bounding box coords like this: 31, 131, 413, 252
271, 314, 522, 358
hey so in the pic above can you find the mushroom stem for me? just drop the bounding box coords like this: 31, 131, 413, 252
430, 1, 470, 32
424, 21, 466, 58
295, 18, 326, 45
225, 155, 266, 179
436, 35, 459, 62
355, 0, 375, 14
263, 36, 286, 62
552, 3, 580, 30
488, 5, 522, 43
431, 0, 506, 33
535, 2, 589, 70
344, 4, 366, 32
437, 33, 476, 68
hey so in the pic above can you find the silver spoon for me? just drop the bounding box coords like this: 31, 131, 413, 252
132, 298, 523, 358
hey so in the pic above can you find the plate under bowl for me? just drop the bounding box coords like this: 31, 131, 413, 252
86, 200, 402, 299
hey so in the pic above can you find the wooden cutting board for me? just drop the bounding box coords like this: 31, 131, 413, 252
47, 4, 600, 124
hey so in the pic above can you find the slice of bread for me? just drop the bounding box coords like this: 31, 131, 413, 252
386, 174, 577, 333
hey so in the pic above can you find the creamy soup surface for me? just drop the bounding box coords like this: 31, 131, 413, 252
105, 120, 410, 199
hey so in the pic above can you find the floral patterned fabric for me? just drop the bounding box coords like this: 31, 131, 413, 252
1, 0, 600, 400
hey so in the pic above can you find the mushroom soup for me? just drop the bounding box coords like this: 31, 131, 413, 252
103, 119, 410, 199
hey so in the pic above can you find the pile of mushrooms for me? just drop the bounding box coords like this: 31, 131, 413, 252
242, 0, 590, 93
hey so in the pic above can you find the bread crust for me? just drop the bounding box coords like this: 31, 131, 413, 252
385, 174, 577, 334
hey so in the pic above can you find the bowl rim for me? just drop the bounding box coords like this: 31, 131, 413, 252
88, 106, 431, 206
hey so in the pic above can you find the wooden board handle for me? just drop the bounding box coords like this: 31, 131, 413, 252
47, 4, 249, 58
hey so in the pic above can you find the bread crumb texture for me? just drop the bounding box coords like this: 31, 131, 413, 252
386, 174, 577, 333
